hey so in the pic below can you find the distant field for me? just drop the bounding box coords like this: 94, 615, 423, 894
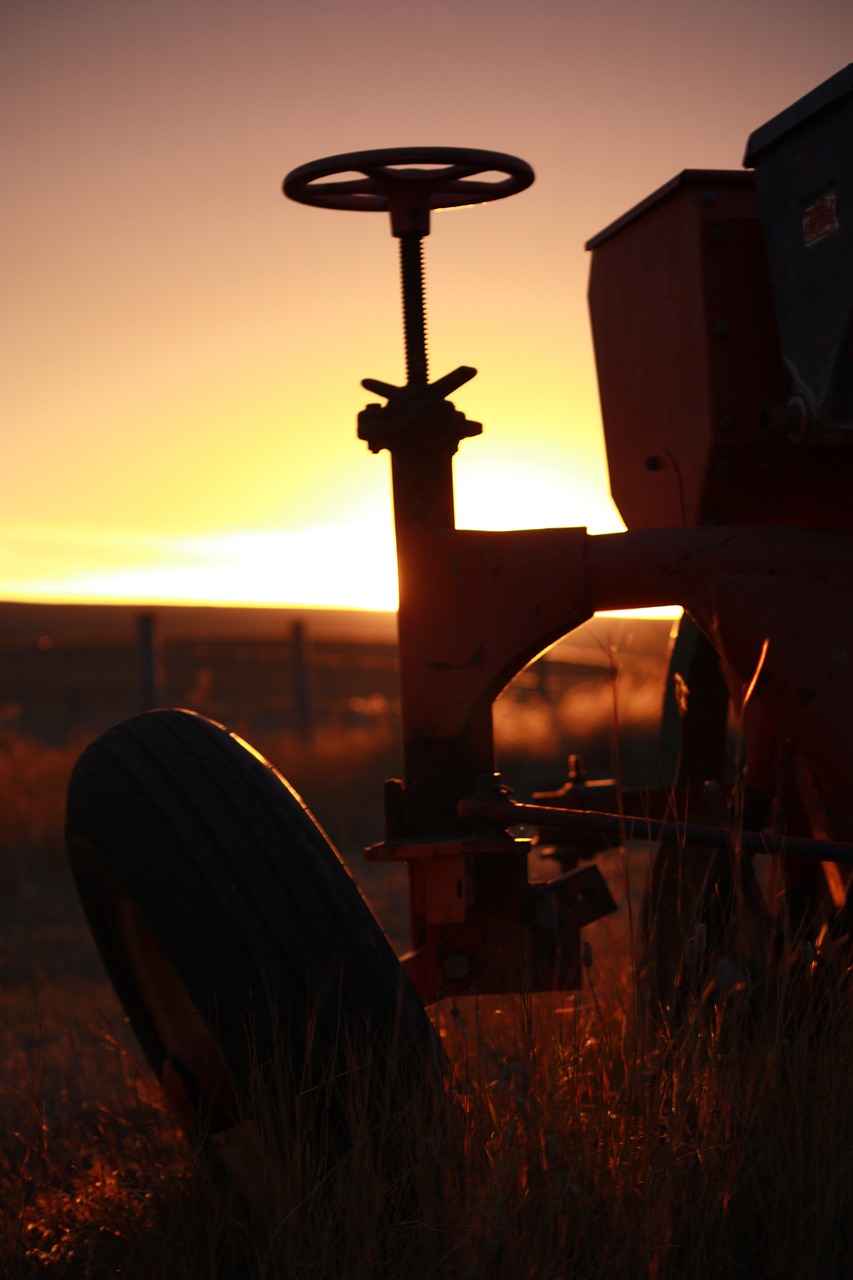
0, 602, 672, 792
0, 600, 399, 646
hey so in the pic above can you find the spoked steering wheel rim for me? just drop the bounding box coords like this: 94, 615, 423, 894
283, 147, 534, 230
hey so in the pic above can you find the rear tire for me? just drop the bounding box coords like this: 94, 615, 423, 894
640, 618, 734, 1023
66, 709, 437, 1144
640, 618, 847, 1027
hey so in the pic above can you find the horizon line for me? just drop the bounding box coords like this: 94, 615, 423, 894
1, 592, 680, 621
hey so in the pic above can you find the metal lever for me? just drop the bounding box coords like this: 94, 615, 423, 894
362, 365, 478, 403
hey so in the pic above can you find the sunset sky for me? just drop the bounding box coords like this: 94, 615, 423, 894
4, 1, 852, 610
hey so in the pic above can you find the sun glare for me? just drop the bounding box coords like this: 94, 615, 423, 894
454, 452, 622, 534
2, 521, 400, 611
2, 460, 676, 617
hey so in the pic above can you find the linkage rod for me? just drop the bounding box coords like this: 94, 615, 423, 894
457, 796, 853, 864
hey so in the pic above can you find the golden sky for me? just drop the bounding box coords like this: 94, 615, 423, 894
4, 0, 851, 609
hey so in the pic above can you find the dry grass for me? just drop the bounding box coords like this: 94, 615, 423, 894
2, 732, 852, 1278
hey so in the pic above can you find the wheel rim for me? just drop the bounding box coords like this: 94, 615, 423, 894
111, 890, 205, 1055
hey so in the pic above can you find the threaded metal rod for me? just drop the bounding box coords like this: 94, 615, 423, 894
399, 232, 428, 385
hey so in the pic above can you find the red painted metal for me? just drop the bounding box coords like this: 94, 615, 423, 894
285, 108, 853, 1005
587, 169, 853, 530
359, 413, 853, 1001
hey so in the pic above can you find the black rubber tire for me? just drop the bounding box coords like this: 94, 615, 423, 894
65, 708, 438, 1138
639, 617, 735, 1023
640, 618, 845, 1026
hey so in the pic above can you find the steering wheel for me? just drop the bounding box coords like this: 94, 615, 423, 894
283, 147, 534, 234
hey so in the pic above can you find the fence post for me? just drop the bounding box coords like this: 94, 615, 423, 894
290, 619, 313, 742
137, 612, 164, 710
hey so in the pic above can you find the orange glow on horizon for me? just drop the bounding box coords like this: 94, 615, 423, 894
5, 4, 849, 620
0, 473, 680, 620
